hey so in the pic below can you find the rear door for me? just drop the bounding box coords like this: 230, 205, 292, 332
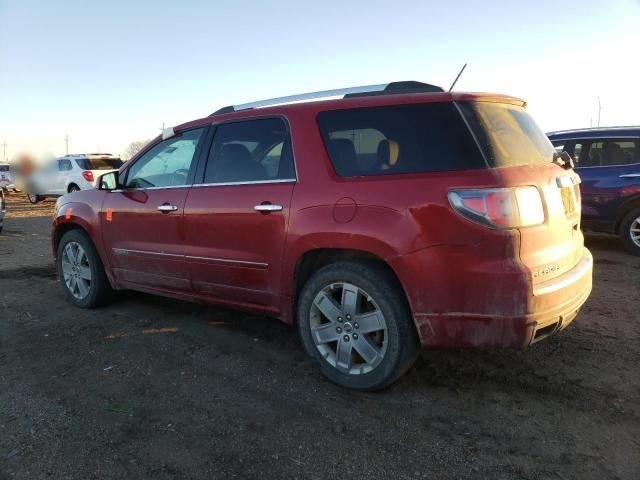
183, 117, 295, 310
573, 139, 640, 227
56, 159, 73, 194
101, 128, 206, 291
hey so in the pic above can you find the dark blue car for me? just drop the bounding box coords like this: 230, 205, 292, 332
548, 127, 640, 255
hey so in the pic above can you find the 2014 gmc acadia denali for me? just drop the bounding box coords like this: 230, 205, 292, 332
51, 81, 593, 390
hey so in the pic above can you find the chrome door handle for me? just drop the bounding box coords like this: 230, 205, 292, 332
620, 174, 640, 178
254, 204, 283, 212
157, 204, 178, 212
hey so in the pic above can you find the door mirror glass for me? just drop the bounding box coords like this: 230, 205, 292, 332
99, 171, 119, 191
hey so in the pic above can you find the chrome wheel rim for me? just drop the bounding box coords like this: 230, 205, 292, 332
310, 282, 388, 375
61, 241, 92, 300
631, 216, 640, 248
28, 194, 37, 202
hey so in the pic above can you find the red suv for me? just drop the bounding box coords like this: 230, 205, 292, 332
52, 81, 593, 390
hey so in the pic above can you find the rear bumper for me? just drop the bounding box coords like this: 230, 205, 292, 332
413, 248, 593, 348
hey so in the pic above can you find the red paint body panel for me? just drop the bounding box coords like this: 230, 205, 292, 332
51, 90, 592, 349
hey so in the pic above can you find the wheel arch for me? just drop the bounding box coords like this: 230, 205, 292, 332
614, 194, 640, 233
291, 248, 412, 318
53, 222, 88, 255
67, 183, 80, 193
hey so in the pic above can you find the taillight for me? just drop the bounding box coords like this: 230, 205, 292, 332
448, 186, 545, 229
82, 171, 94, 182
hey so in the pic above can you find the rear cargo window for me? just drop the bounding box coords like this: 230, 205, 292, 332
459, 102, 555, 167
75, 158, 124, 170
317, 103, 485, 176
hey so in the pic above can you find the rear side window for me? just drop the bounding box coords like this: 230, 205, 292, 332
204, 118, 295, 184
582, 140, 639, 167
460, 102, 555, 167
317, 103, 485, 177
76, 158, 124, 170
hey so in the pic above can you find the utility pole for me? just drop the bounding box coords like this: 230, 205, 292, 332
1, 140, 7, 162
159, 121, 165, 134
597, 97, 602, 127
64, 134, 70, 155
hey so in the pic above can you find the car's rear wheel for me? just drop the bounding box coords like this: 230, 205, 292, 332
57, 230, 112, 307
297, 261, 419, 391
620, 207, 640, 256
27, 193, 40, 204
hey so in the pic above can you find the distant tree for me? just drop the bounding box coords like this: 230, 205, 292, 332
123, 139, 150, 160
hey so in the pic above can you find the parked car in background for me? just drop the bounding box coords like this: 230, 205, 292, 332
0, 188, 5, 232
51, 81, 592, 390
26, 154, 124, 203
548, 127, 640, 255
0, 164, 14, 191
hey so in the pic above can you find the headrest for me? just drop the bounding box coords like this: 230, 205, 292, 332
377, 139, 400, 167
221, 143, 252, 163
329, 138, 356, 169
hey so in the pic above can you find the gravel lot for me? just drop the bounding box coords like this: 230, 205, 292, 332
1, 192, 639, 479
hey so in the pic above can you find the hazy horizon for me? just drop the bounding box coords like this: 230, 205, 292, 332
1, 0, 639, 161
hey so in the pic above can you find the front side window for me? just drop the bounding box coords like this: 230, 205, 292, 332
204, 118, 294, 184
125, 128, 204, 188
317, 103, 485, 177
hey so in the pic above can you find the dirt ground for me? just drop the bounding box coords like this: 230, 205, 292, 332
0, 191, 638, 480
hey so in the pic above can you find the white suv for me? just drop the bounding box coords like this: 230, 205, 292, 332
26, 154, 123, 203
0, 164, 13, 191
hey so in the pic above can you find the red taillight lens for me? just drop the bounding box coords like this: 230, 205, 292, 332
449, 187, 545, 229
82, 171, 94, 182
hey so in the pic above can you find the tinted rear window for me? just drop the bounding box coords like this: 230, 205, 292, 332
0, 165, 9, 172
317, 103, 485, 177
75, 158, 123, 170
460, 102, 554, 167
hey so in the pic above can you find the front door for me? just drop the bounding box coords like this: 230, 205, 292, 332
183, 118, 296, 310
102, 127, 206, 291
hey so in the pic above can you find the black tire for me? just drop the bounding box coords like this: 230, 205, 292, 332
27, 193, 40, 204
620, 207, 640, 256
57, 229, 113, 308
297, 261, 419, 391
68, 184, 80, 193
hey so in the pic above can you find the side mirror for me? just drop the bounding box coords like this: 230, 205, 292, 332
98, 171, 120, 191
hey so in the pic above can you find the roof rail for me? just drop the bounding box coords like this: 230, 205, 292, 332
547, 125, 640, 135
210, 81, 444, 116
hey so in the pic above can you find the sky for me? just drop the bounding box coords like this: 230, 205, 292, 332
0, 0, 639, 161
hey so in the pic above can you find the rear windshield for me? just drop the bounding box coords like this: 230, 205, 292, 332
459, 101, 554, 167
317, 103, 485, 176
75, 158, 124, 170
0, 165, 9, 172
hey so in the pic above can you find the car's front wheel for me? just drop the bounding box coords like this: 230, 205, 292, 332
620, 207, 640, 256
27, 193, 40, 204
57, 229, 112, 307
297, 261, 419, 391
68, 184, 80, 193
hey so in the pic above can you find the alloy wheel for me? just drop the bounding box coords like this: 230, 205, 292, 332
61, 241, 92, 300
310, 282, 388, 375
631, 216, 640, 248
